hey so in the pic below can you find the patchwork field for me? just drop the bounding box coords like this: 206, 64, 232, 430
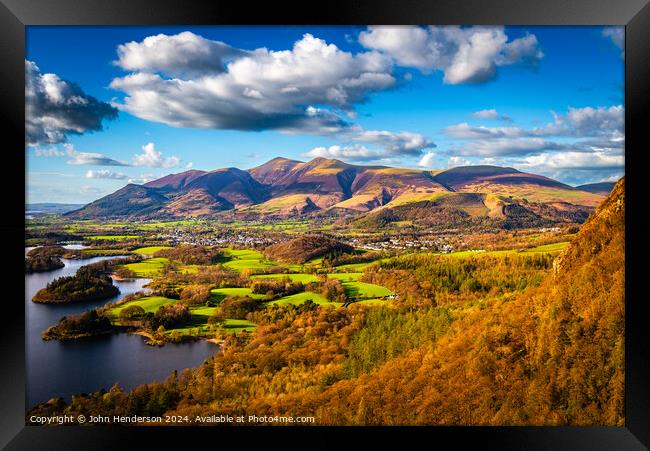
132, 246, 171, 255
109, 296, 177, 318
121, 257, 169, 277
210, 287, 268, 302
267, 291, 341, 307
342, 281, 393, 299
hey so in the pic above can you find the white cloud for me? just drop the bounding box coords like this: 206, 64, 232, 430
110, 33, 395, 133
85, 170, 128, 180
602, 27, 624, 56
472, 109, 499, 119
132, 143, 181, 168
448, 156, 471, 168
64, 144, 129, 166
455, 138, 576, 157
359, 26, 543, 84
115, 31, 247, 78
516, 151, 624, 171
33, 146, 65, 157
444, 105, 624, 158
128, 174, 157, 184
350, 130, 434, 156
445, 123, 526, 139
305, 144, 386, 162
472, 109, 512, 122
185, 162, 193, 169
418, 151, 436, 168
563, 105, 624, 137
25, 60, 117, 147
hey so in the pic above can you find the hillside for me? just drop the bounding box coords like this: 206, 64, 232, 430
576, 181, 617, 195
262, 235, 355, 264
66, 157, 605, 227
314, 177, 625, 424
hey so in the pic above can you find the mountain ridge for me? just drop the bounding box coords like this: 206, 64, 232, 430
66, 157, 608, 225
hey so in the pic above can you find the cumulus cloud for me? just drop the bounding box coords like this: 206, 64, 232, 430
304, 128, 436, 164
128, 174, 157, 184
85, 170, 128, 180
306, 144, 388, 162
444, 105, 624, 158
445, 123, 527, 140
34, 147, 65, 157
64, 144, 129, 166
472, 109, 512, 122
455, 138, 577, 157
110, 33, 395, 133
418, 151, 436, 168
350, 130, 435, 156
115, 31, 248, 78
132, 143, 181, 168
359, 26, 543, 84
447, 156, 472, 168
25, 60, 118, 147
516, 151, 624, 171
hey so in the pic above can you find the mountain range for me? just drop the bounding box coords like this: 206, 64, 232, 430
66, 157, 610, 226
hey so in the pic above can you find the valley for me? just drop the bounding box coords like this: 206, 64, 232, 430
24, 163, 623, 426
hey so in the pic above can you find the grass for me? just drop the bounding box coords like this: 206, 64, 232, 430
522, 242, 570, 253
210, 287, 268, 302
267, 291, 342, 307
165, 306, 257, 337
132, 246, 171, 255
342, 281, 393, 299
222, 247, 302, 272
109, 296, 177, 318
121, 257, 169, 277
327, 272, 363, 282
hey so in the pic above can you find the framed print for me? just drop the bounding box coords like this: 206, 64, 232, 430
2, 0, 649, 449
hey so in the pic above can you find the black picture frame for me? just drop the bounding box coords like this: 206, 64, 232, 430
2, 0, 649, 449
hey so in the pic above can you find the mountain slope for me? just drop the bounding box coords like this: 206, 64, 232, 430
433, 166, 603, 207
65, 184, 169, 218
67, 158, 606, 223
576, 182, 617, 195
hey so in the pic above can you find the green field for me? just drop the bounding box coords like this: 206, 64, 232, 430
210, 287, 268, 302
327, 272, 363, 282
522, 242, 570, 253
267, 291, 342, 307
222, 247, 302, 272
168, 306, 256, 336
109, 296, 177, 318
342, 281, 393, 299
121, 257, 169, 277
132, 246, 171, 255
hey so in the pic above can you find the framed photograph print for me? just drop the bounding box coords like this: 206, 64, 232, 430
2, 0, 649, 448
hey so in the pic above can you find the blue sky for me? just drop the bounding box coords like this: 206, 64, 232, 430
26, 25, 624, 203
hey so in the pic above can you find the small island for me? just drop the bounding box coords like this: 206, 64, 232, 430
32, 256, 141, 304
25, 255, 64, 273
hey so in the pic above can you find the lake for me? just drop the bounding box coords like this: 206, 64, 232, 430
25, 246, 217, 409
